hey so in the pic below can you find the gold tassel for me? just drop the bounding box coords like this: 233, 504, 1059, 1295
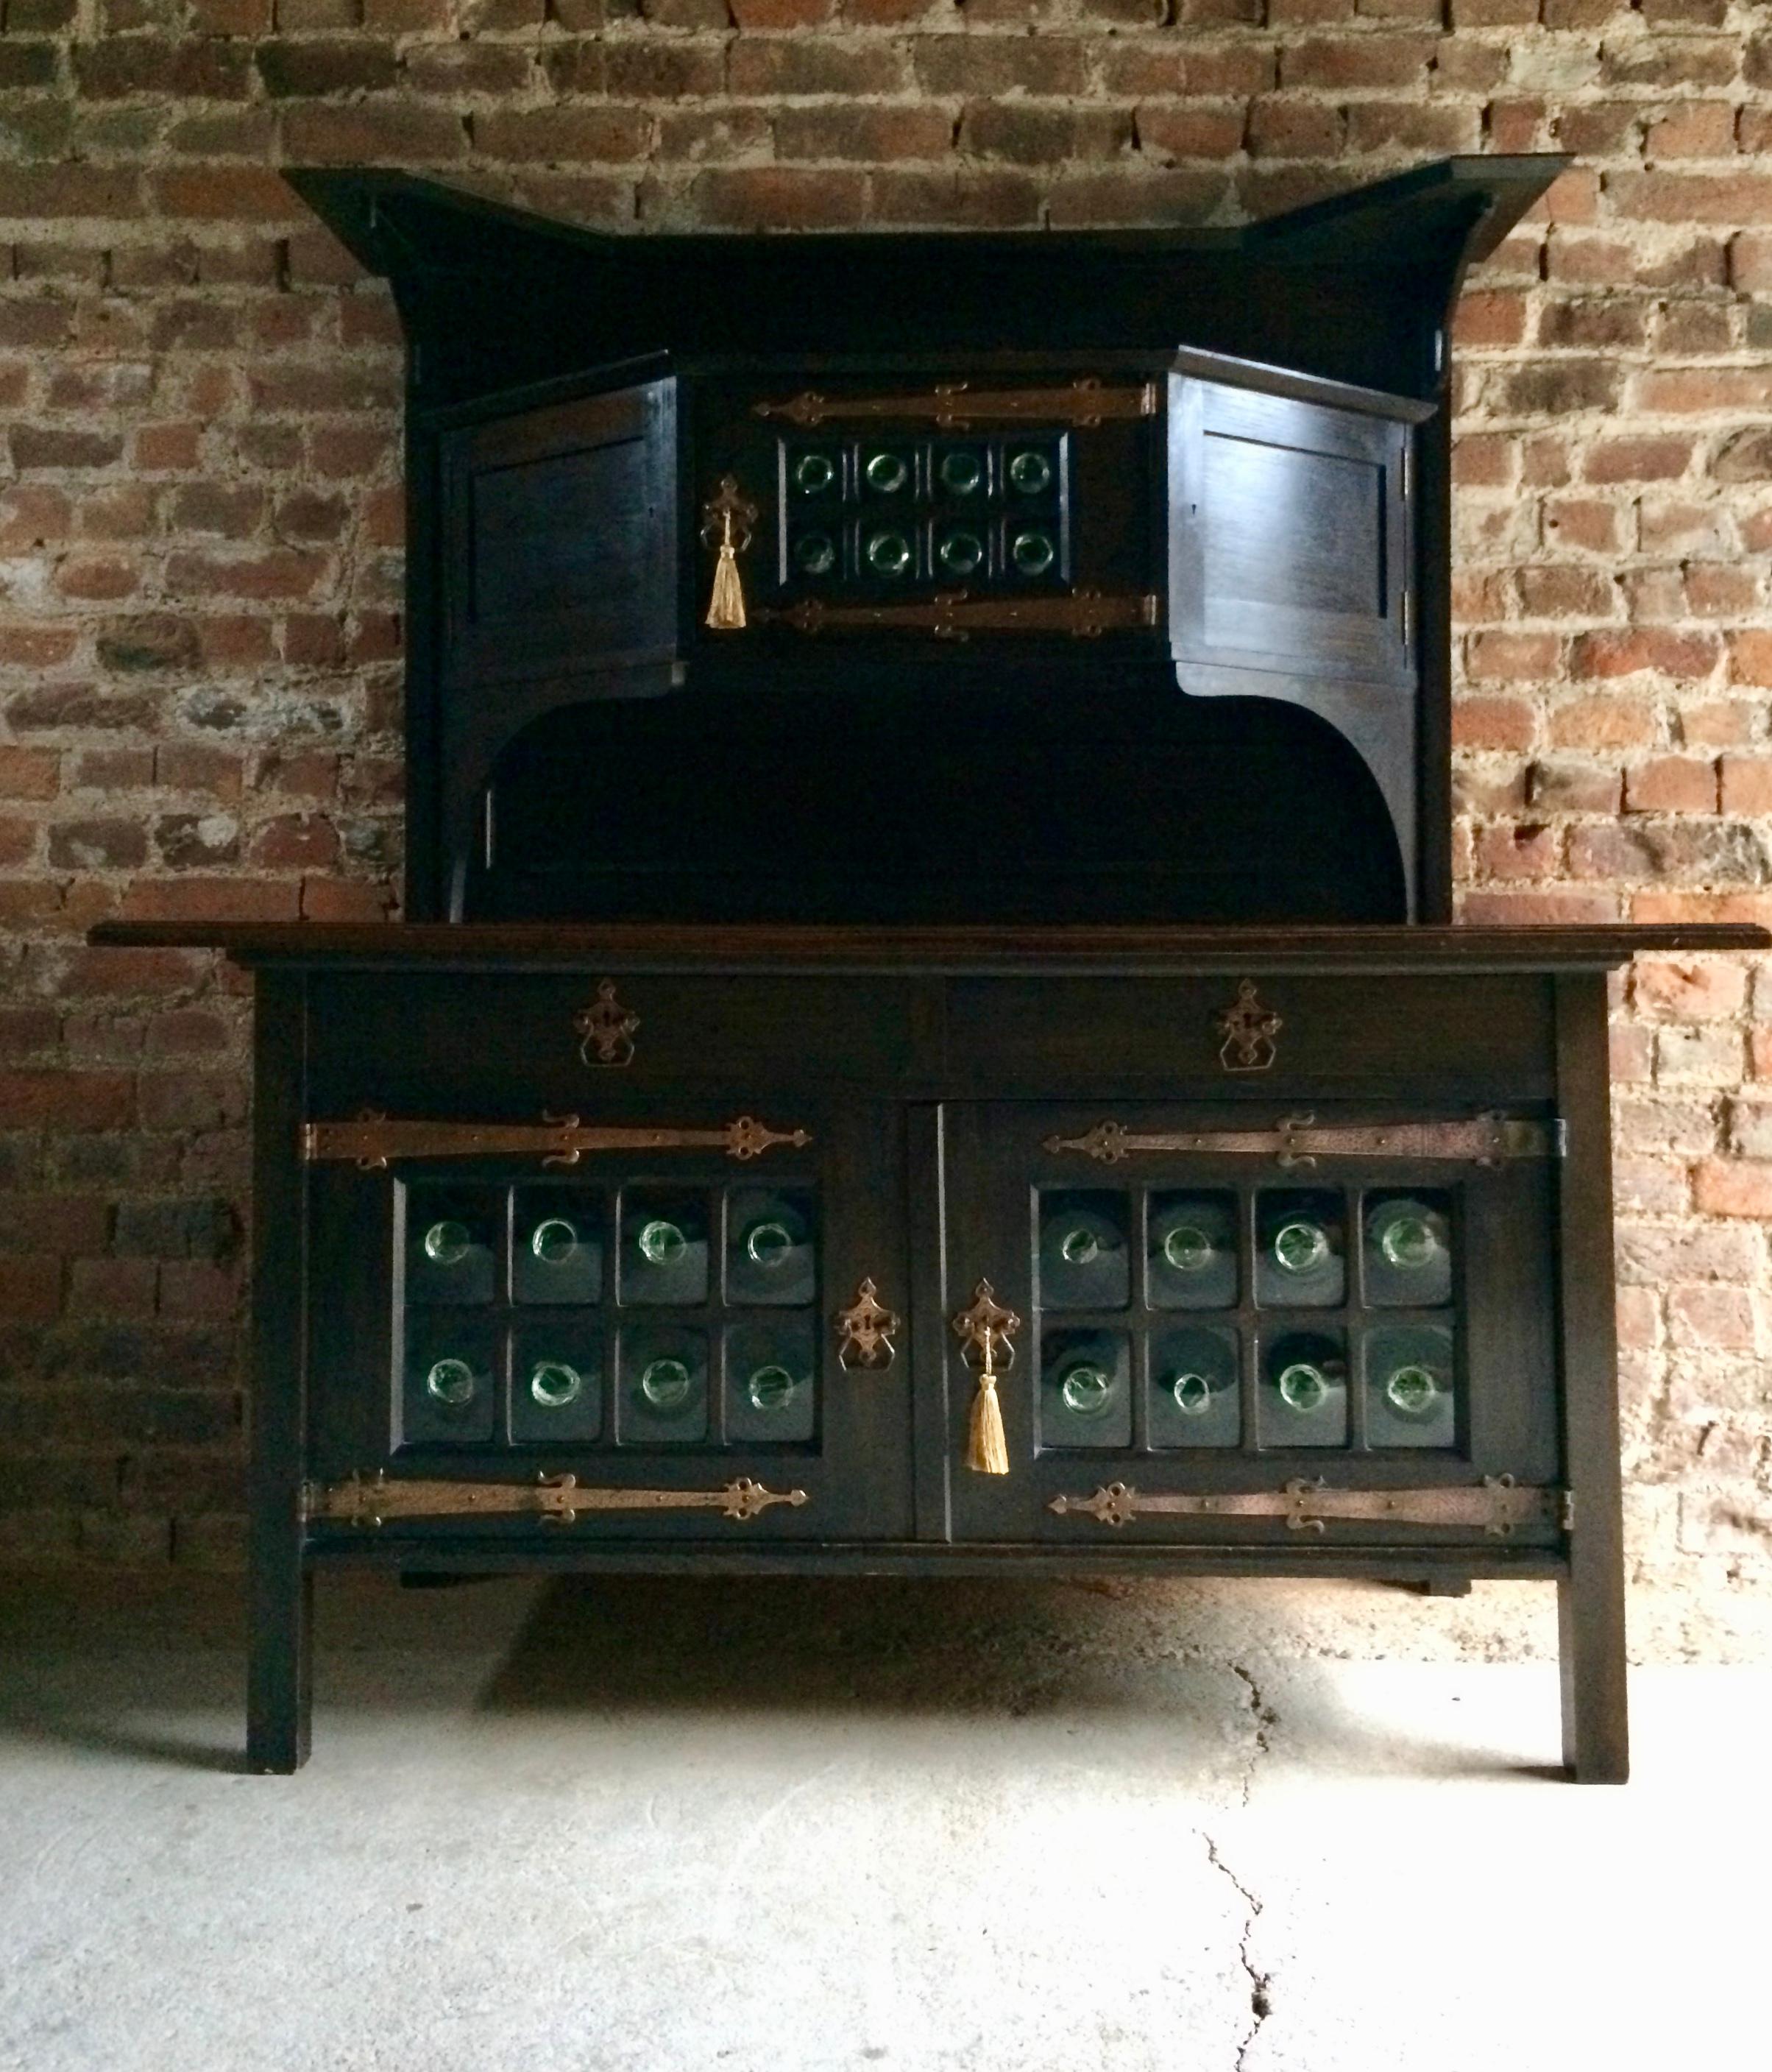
966, 1333, 1010, 1476
706, 528, 747, 630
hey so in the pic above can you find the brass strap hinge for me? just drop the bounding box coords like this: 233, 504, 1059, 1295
301, 1112, 812, 1172
305, 1471, 808, 1528
1049, 1475, 1564, 1537
755, 378, 1159, 430
754, 590, 1159, 640
1043, 1111, 1562, 1169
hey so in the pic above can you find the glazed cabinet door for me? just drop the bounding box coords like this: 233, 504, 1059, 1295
940, 1103, 1563, 1552
302, 1100, 912, 1547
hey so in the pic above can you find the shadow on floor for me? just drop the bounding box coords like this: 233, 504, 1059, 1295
0, 1570, 1565, 1781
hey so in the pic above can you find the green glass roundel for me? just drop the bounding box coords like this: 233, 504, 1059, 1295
530, 1217, 578, 1265
1171, 1371, 1214, 1416
746, 1363, 799, 1412
529, 1359, 582, 1410
1060, 1363, 1113, 1417
1276, 1362, 1328, 1414
1383, 1363, 1440, 1417
1058, 1226, 1100, 1267
1272, 1220, 1330, 1276
639, 1357, 693, 1410
864, 450, 910, 495
425, 1357, 477, 1407
1007, 449, 1053, 497
794, 531, 837, 577
1010, 528, 1055, 577
637, 1219, 687, 1267
793, 451, 837, 496
936, 528, 985, 576
865, 528, 912, 577
1161, 1224, 1214, 1275
1378, 1212, 1440, 1271
939, 449, 984, 497
422, 1220, 471, 1267
745, 1220, 795, 1270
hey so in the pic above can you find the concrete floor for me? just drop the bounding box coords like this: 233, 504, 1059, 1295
0, 1572, 1766, 2072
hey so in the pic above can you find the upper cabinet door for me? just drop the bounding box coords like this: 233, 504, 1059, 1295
1168, 352, 1422, 691
437, 373, 681, 693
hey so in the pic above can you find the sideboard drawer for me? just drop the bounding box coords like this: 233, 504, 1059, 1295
306, 970, 931, 1110
942, 974, 1557, 1099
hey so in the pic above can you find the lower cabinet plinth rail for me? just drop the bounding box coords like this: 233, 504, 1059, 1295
306, 1471, 809, 1527
1048, 1475, 1569, 1536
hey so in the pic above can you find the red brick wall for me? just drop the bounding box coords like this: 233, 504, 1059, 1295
1, 2, 1768, 1603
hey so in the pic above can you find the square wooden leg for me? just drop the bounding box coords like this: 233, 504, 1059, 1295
248, 1566, 312, 1775
1558, 1563, 1628, 1783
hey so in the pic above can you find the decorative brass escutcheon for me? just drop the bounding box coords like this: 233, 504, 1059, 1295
575, 977, 639, 1068
836, 1276, 901, 1372
951, 1280, 1020, 1477
1216, 978, 1282, 1073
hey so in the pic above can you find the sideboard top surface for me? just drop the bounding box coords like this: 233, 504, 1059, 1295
89, 920, 1769, 977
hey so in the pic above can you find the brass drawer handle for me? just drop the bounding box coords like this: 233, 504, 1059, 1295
951, 1280, 1020, 1477
836, 1277, 901, 1372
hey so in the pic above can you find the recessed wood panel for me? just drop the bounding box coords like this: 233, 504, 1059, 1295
439, 375, 679, 691
1170, 367, 1414, 687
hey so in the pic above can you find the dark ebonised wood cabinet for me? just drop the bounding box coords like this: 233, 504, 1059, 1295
93, 156, 1772, 1778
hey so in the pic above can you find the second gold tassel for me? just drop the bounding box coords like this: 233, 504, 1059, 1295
951, 1280, 1019, 1477
967, 1328, 1010, 1476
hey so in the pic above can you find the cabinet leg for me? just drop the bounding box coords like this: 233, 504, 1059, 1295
248, 1566, 312, 1775
1557, 1566, 1628, 1784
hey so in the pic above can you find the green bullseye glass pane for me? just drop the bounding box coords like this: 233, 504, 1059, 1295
425, 1357, 476, 1407
745, 1221, 795, 1268
1366, 1323, 1456, 1449
1276, 1362, 1327, 1412
639, 1357, 692, 1410
1364, 1192, 1454, 1308
864, 450, 910, 495
638, 1220, 685, 1266
528, 1359, 582, 1410
1171, 1371, 1213, 1415
865, 528, 912, 576
938, 448, 984, 496
793, 531, 837, 576
530, 1218, 577, 1265
1272, 1221, 1329, 1275
1038, 1191, 1129, 1309
936, 528, 985, 576
1010, 528, 1055, 576
746, 1364, 798, 1412
1256, 1192, 1344, 1308
1059, 1363, 1113, 1416
422, 1220, 470, 1266
1007, 448, 1053, 496
1260, 1331, 1346, 1447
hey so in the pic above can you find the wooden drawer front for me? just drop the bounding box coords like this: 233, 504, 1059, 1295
306, 971, 929, 1111
942, 975, 1555, 1099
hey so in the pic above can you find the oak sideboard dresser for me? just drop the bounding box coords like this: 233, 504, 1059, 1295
96, 156, 1765, 1776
